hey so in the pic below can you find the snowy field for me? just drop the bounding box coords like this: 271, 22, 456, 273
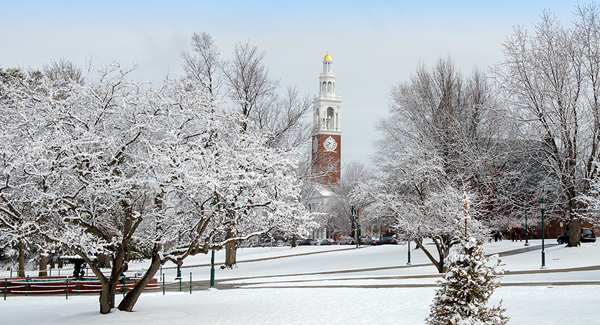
2, 239, 599, 324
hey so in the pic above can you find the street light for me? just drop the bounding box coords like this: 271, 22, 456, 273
352, 206, 358, 248
524, 202, 530, 246
210, 236, 215, 288
175, 262, 182, 280
540, 198, 547, 269
406, 238, 411, 265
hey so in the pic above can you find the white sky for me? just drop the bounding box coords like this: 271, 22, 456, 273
0, 0, 584, 168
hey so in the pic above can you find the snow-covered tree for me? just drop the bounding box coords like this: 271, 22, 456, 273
426, 237, 508, 325
350, 58, 501, 272
0, 66, 58, 276
351, 171, 487, 273
495, 4, 600, 246
1, 60, 311, 314
182, 33, 313, 266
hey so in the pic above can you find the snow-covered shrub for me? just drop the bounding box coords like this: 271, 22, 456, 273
426, 237, 508, 325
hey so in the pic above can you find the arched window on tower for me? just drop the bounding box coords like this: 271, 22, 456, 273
322, 82, 326, 93
327, 107, 334, 129
327, 81, 332, 92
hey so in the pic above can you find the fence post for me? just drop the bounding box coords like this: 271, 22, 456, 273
162, 274, 165, 295
4, 278, 7, 300
10, 267, 12, 278
66, 279, 69, 300
189, 272, 192, 294
78, 281, 80, 296
25, 276, 29, 296
179, 277, 182, 292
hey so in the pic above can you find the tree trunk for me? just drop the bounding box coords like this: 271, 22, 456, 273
118, 249, 161, 312
415, 239, 444, 273
291, 234, 297, 248
98, 239, 129, 313
568, 219, 582, 247
38, 254, 48, 276
224, 230, 237, 268
98, 274, 121, 314
18, 240, 25, 277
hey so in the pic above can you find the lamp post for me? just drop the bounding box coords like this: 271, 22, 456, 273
524, 205, 530, 246
540, 198, 547, 269
406, 238, 411, 265
352, 206, 358, 248
175, 263, 182, 280
210, 236, 215, 288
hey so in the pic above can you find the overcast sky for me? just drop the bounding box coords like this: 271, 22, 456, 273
1, 0, 584, 169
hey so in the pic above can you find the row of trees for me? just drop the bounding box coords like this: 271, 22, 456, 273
350, 3, 600, 273
1, 34, 315, 313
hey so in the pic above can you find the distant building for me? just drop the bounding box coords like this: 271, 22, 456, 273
311, 51, 342, 186
304, 52, 343, 240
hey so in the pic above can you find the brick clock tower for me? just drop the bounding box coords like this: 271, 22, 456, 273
312, 52, 342, 185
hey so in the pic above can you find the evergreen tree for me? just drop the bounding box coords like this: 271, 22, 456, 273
426, 237, 508, 325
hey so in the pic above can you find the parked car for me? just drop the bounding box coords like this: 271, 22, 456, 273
320, 238, 336, 245
298, 238, 318, 246
376, 236, 398, 245
557, 228, 596, 244
361, 237, 377, 245
340, 237, 355, 245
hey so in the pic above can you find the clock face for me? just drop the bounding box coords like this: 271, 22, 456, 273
323, 136, 337, 152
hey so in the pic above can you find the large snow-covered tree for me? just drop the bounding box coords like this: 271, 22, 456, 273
495, 4, 600, 246
2, 61, 310, 314
350, 59, 496, 272
182, 32, 313, 266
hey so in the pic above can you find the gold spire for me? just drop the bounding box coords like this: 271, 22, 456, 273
323, 51, 332, 61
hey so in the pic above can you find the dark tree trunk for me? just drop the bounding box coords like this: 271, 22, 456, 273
18, 241, 25, 277
415, 239, 445, 273
99, 276, 120, 314
224, 230, 237, 268
118, 248, 162, 312
291, 234, 297, 248
568, 219, 582, 247
38, 254, 48, 276
99, 229, 130, 313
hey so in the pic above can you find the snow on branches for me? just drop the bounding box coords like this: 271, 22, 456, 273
1, 62, 310, 313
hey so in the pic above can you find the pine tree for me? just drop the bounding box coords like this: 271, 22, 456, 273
426, 237, 508, 325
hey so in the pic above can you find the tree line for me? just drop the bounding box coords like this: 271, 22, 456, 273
349, 3, 600, 273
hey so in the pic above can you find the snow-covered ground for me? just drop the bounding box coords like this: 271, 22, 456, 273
2, 239, 599, 324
